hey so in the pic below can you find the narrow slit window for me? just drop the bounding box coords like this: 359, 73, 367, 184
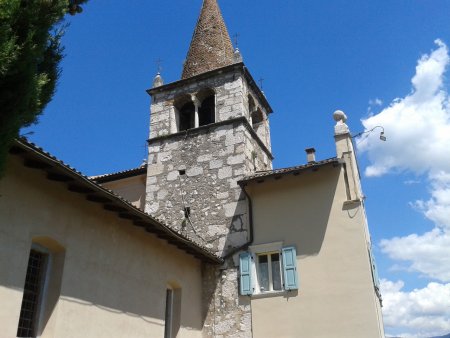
17, 249, 48, 338
164, 288, 174, 338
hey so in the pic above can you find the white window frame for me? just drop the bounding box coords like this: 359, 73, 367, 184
249, 242, 285, 296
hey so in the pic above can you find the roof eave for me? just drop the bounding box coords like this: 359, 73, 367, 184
9, 139, 223, 265
239, 158, 341, 185
92, 166, 148, 184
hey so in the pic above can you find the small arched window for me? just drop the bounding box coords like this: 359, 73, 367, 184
248, 95, 256, 116
197, 88, 215, 127
199, 96, 215, 126
174, 94, 195, 132
252, 109, 264, 129
179, 102, 195, 131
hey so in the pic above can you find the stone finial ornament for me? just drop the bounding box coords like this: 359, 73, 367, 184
333, 110, 350, 135
234, 48, 243, 63
333, 110, 347, 123
153, 72, 164, 88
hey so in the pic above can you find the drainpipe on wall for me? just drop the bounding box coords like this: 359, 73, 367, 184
223, 182, 254, 259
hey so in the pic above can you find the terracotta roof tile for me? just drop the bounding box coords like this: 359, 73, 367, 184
91, 165, 147, 183
9, 138, 222, 264
181, 0, 235, 79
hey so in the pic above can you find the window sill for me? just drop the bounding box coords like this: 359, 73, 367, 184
251, 290, 288, 299
343, 199, 362, 207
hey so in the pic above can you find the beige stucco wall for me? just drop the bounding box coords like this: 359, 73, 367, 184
245, 164, 384, 338
100, 174, 146, 210
0, 157, 204, 338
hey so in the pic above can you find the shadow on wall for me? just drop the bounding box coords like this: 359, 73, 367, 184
222, 188, 250, 255
0, 162, 204, 335
248, 165, 341, 256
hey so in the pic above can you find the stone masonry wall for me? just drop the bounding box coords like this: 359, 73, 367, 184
146, 121, 250, 254
242, 81, 272, 153
150, 71, 247, 139
202, 263, 252, 338
146, 68, 272, 338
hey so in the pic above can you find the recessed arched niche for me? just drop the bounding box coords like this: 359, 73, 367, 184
174, 94, 195, 132
252, 108, 264, 129
197, 88, 215, 127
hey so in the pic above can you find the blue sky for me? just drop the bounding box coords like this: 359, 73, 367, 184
24, 1, 450, 336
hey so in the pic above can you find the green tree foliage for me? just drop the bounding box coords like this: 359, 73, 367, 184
0, 0, 87, 175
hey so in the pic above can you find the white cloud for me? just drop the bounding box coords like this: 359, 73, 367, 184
358, 39, 450, 280
357, 40, 450, 336
381, 279, 450, 337
358, 39, 450, 177
380, 229, 450, 282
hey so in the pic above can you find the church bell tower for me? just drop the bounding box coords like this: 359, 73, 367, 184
145, 0, 273, 256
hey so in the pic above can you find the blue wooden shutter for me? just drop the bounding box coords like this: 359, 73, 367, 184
282, 246, 298, 290
239, 252, 253, 295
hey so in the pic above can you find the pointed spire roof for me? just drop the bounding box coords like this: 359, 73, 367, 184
181, 0, 235, 79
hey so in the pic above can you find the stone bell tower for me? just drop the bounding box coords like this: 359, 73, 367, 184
145, 0, 273, 259
145, 1, 274, 336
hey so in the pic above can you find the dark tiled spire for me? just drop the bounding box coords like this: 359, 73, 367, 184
181, 0, 235, 79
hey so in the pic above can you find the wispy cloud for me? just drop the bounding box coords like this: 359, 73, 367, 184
367, 98, 384, 115
404, 179, 421, 185
357, 40, 450, 336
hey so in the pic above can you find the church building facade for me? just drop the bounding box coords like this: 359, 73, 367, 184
0, 0, 384, 337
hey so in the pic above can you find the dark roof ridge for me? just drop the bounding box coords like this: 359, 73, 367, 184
239, 157, 341, 184
91, 165, 148, 183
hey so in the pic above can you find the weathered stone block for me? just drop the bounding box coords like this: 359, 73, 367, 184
158, 151, 172, 162
223, 200, 247, 217
197, 154, 212, 162
147, 163, 164, 176
167, 170, 178, 181
227, 154, 245, 165
225, 132, 244, 146
187, 166, 203, 177
216, 192, 229, 199
218, 166, 232, 179
157, 189, 169, 200
209, 159, 223, 169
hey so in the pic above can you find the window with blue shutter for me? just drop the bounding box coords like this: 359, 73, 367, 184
239, 252, 253, 295
282, 246, 298, 290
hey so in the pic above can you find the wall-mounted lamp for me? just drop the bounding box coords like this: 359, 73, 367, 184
353, 126, 387, 142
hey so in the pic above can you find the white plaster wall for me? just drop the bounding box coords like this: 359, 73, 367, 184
100, 174, 146, 210
246, 164, 384, 338
0, 157, 204, 338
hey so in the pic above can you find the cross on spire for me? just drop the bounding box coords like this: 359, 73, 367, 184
258, 77, 264, 90
155, 58, 163, 74
233, 33, 240, 48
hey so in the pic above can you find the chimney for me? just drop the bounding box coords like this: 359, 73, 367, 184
305, 148, 316, 163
